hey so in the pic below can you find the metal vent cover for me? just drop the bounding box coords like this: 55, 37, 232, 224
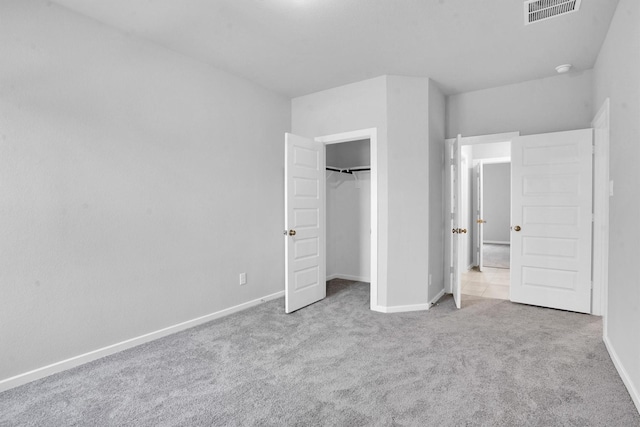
524, 0, 582, 25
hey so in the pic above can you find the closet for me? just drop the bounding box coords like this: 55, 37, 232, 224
325, 139, 371, 284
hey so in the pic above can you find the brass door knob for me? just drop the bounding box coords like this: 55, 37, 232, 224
461, 228, 467, 234
288, 229, 296, 236
452, 228, 467, 234
476, 219, 487, 224
513, 225, 521, 232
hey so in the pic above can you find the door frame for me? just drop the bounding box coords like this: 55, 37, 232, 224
474, 161, 484, 272
315, 128, 378, 310
592, 99, 610, 318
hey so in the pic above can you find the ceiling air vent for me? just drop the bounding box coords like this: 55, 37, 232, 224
524, 0, 582, 25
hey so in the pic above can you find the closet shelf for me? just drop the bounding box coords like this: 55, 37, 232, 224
326, 166, 370, 175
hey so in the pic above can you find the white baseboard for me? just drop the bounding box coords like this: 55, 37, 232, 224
373, 302, 431, 313
483, 241, 510, 245
429, 289, 446, 307
0, 290, 284, 393
604, 336, 640, 414
326, 273, 370, 282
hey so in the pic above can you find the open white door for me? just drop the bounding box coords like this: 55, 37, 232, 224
449, 135, 463, 309
284, 133, 326, 313
475, 162, 485, 272
510, 129, 593, 313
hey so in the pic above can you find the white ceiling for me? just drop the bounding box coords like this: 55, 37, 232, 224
51, 0, 619, 97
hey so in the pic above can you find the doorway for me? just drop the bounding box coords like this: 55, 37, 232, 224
325, 139, 371, 300
447, 130, 597, 314
317, 129, 378, 310
284, 129, 378, 313
479, 162, 511, 269
461, 142, 513, 301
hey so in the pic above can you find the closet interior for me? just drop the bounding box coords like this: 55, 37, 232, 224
325, 139, 371, 288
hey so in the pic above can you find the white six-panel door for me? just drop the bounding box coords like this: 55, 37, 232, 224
510, 129, 593, 313
284, 133, 326, 313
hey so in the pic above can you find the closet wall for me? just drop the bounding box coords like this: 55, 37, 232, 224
326, 140, 371, 282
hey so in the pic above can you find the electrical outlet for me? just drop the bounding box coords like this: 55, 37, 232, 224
239, 273, 247, 285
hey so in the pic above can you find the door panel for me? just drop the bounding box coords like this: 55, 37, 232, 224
451, 135, 462, 309
285, 133, 326, 313
510, 129, 593, 313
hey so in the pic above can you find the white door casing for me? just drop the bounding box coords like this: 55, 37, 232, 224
284, 133, 326, 313
475, 162, 484, 272
450, 135, 463, 309
510, 129, 593, 314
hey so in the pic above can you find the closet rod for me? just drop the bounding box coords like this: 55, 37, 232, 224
326, 166, 370, 175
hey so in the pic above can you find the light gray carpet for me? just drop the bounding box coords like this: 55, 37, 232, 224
483, 243, 510, 269
1, 279, 638, 426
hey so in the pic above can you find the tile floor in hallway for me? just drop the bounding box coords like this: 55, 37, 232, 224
461, 267, 510, 300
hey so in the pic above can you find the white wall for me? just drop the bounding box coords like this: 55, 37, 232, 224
428, 81, 446, 302
385, 76, 431, 307
0, 0, 290, 383
447, 71, 594, 138
593, 0, 640, 411
483, 163, 511, 243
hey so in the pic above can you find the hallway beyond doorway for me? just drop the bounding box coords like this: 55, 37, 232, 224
462, 267, 510, 300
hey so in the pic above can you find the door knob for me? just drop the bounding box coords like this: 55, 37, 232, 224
452, 228, 467, 234
513, 225, 521, 232
476, 219, 487, 224
288, 229, 296, 236
461, 228, 467, 234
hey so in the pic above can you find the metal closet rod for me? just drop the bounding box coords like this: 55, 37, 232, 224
326, 166, 370, 175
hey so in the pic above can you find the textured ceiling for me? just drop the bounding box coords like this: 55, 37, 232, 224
51, 0, 619, 97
